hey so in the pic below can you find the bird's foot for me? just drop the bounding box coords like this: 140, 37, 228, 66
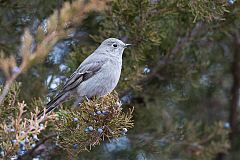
84, 96, 90, 102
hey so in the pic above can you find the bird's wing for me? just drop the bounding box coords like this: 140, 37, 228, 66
46, 60, 106, 108
61, 60, 105, 92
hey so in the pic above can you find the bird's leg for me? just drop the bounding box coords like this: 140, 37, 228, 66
84, 96, 90, 102
74, 98, 82, 107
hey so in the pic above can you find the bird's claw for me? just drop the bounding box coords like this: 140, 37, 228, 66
84, 96, 90, 102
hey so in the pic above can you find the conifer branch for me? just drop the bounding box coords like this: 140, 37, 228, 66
0, 0, 108, 105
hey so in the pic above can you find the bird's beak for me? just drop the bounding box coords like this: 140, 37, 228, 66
124, 44, 132, 48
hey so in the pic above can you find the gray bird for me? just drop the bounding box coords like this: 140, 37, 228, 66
38, 38, 131, 118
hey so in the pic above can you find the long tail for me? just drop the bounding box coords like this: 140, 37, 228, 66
37, 92, 70, 119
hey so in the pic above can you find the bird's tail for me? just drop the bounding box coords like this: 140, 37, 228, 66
37, 92, 70, 119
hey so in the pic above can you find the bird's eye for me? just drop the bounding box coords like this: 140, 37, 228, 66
112, 43, 118, 48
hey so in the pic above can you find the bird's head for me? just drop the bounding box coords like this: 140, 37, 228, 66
97, 38, 131, 57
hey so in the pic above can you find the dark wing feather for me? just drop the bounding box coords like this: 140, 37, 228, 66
37, 60, 106, 118
59, 61, 104, 93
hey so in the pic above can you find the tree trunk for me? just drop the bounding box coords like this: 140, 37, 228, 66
229, 32, 240, 145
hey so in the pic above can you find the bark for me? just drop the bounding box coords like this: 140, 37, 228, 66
229, 32, 240, 144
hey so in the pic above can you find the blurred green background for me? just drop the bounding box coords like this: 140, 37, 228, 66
0, 0, 240, 159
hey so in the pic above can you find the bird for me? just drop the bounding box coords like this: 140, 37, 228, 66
38, 38, 131, 118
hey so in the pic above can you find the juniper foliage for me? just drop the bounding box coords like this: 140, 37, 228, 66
0, 0, 240, 159
64, 0, 239, 159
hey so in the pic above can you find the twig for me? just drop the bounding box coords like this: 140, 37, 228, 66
18, 134, 57, 160
0, 0, 108, 105
120, 22, 205, 97
0, 30, 62, 105
0, 71, 21, 104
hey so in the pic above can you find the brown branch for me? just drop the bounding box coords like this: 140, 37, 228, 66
120, 22, 205, 97
0, 0, 108, 105
0, 71, 20, 104
229, 31, 240, 144
140, 22, 204, 84
0, 31, 62, 105
18, 134, 57, 160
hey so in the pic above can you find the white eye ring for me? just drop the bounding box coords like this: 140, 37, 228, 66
112, 43, 118, 48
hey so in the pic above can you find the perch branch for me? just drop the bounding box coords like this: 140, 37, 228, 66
0, 0, 108, 105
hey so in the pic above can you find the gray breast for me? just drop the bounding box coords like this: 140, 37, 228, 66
76, 59, 122, 98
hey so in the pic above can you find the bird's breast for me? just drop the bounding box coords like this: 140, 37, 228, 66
100, 60, 122, 88
77, 60, 122, 98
